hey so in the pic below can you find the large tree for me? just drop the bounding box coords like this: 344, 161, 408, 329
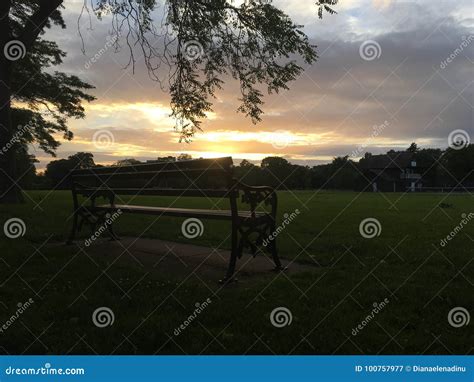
0, 0, 95, 203
0, 0, 338, 203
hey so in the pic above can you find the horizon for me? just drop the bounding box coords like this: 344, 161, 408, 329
34, 140, 459, 173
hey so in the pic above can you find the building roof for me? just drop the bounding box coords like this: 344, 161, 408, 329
361, 151, 416, 169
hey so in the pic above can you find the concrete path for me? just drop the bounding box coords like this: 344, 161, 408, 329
71, 237, 317, 283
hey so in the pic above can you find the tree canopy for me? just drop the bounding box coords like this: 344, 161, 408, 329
10, 1, 96, 155
83, 0, 339, 140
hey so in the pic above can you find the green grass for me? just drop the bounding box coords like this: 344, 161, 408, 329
0, 190, 472, 354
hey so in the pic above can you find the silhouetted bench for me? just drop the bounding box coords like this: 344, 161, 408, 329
66, 157, 283, 282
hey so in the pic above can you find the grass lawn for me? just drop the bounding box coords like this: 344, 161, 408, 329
0, 190, 472, 354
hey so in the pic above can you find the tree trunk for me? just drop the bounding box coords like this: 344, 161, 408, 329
0, 24, 23, 203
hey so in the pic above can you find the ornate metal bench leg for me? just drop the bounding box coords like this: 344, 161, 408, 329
66, 212, 79, 245
269, 241, 284, 271
107, 223, 120, 241
219, 226, 239, 284
269, 223, 285, 272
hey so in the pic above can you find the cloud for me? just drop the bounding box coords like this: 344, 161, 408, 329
34, 0, 474, 169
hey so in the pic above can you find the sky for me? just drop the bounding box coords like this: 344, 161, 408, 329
35, 0, 474, 170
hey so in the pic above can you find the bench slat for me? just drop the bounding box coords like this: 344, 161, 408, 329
95, 204, 268, 221
71, 167, 230, 179
70, 157, 233, 175
77, 188, 236, 198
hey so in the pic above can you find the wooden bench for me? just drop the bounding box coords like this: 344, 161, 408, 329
66, 157, 283, 282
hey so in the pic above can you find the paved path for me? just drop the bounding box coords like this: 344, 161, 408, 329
72, 237, 317, 283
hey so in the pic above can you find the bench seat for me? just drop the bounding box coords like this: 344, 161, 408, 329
95, 204, 269, 221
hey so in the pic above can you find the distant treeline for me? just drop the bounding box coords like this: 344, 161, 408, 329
24, 143, 474, 191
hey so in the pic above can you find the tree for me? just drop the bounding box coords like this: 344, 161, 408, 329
114, 158, 143, 166
15, 146, 37, 189
44, 152, 96, 189
177, 153, 193, 161
1, 0, 338, 203
239, 159, 255, 168
413, 148, 442, 186
440, 144, 474, 186
235, 159, 261, 185
261, 157, 293, 188
0, 0, 95, 203
407, 142, 419, 153
156, 156, 177, 162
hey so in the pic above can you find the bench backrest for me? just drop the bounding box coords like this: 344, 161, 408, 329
69, 157, 236, 198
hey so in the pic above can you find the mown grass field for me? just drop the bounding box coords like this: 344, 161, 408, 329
0, 190, 472, 355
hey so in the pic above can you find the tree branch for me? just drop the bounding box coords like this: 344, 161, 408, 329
0, 0, 13, 46
20, 0, 63, 50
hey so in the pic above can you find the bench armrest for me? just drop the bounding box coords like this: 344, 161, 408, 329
234, 180, 277, 219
